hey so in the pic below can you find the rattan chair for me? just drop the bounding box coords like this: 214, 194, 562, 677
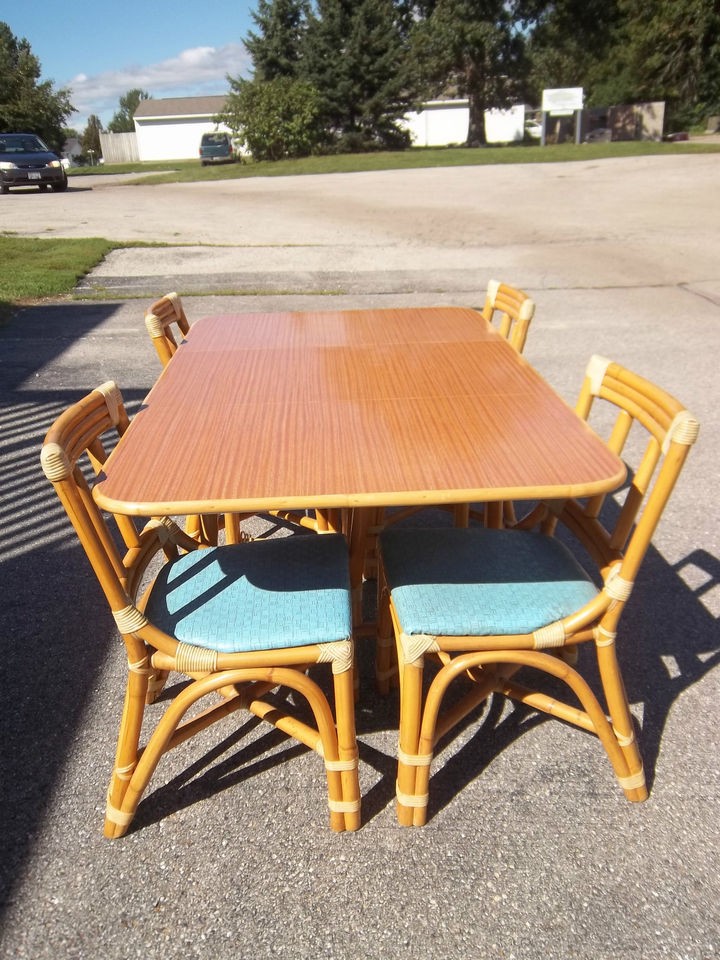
377, 355, 698, 825
480, 278, 535, 354
41, 383, 360, 836
144, 292, 190, 367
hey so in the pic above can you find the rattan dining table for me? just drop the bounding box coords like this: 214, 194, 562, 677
93, 306, 626, 598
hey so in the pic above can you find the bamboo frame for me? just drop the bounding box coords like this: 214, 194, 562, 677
480, 278, 536, 354
41, 384, 361, 837
378, 355, 699, 824
144, 292, 190, 366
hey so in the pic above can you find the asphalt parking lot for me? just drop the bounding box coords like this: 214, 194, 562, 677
1, 155, 719, 959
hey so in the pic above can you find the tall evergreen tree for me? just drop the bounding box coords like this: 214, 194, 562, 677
0, 21, 74, 151
525, 0, 622, 106
408, 0, 530, 146
598, 0, 720, 127
245, 0, 310, 80
82, 115, 104, 158
302, 0, 416, 149
108, 89, 150, 133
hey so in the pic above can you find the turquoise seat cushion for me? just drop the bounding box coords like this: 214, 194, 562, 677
379, 527, 598, 637
144, 534, 351, 653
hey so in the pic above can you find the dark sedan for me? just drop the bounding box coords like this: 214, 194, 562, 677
0, 133, 68, 194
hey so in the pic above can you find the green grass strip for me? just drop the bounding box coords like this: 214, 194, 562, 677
73, 140, 720, 186
0, 236, 117, 321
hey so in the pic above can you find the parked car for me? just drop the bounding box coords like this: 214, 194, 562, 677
525, 118, 542, 140
199, 131, 236, 165
0, 133, 68, 194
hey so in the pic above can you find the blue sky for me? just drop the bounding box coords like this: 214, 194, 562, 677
7, 3, 257, 130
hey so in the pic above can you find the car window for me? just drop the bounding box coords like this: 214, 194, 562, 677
0, 134, 49, 154
201, 133, 228, 146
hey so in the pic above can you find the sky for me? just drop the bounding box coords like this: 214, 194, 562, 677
6, 3, 257, 131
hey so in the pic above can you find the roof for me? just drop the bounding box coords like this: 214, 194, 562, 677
133, 96, 229, 120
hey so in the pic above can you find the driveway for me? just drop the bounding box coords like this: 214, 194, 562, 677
2, 154, 719, 302
1, 155, 719, 960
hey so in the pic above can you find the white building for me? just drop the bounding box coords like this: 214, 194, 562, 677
130, 95, 525, 162
403, 99, 470, 147
133, 96, 231, 162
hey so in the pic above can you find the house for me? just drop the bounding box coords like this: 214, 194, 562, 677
131, 94, 478, 161
128, 94, 529, 162
133, 96, 231, 162
61, 136, 83, 164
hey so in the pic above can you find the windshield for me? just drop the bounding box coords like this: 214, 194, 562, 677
201, 134, 228, 145
0, 134, 50, 154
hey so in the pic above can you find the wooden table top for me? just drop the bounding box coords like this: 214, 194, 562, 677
93, 307, 625, 516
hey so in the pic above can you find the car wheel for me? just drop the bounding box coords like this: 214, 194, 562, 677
51, 179, 68, 193
39, 184, 49, 192
1, 183, 9, 195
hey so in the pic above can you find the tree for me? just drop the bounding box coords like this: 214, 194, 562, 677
219, 75, 322, 159
0, 21, 74, 151
244, 0, 310, 80
407, 1, 531, 146
107, 89, 150, 133
82, 115, 104, 158
301, 0, 416, 150
525, 0, 622, 106
596, 0, 720, 128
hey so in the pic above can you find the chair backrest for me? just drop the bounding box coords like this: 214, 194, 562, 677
144, 292, 190, 367
40, 383, 192, 614
548, 356, 699, 614
481, 279, 535, 353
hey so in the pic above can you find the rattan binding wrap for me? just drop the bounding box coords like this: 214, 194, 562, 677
40, 442, 71, 482
316, 639, 353, 674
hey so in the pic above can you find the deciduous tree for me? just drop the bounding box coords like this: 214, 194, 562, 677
0, 21, 74, 151
219, 75, 322, 159
525, 0, 622, 106
407, 0, 530, 146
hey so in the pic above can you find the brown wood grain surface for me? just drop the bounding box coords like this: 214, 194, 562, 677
94, 307, 625, 516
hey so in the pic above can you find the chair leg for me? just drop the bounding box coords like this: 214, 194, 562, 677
183, 513, 220, 545
595, 638, 647, 801
375, 567, 397, 694
106, 664, 361, 837
396, 652, 425, 827
145, 668, 169, 704
104, 667, 148, 839
332, 666, 361, 832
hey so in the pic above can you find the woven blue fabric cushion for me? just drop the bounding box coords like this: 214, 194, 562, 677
144, 534, 351, 653
379, 527, 598, 636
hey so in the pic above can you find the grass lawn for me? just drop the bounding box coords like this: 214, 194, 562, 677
0, 236, 118, 322
69, 139, 720, 186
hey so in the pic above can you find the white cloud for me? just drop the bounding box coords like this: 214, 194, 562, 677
68, 43, 250, 128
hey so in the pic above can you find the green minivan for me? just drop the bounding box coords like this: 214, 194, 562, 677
199, 132, 235, 166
